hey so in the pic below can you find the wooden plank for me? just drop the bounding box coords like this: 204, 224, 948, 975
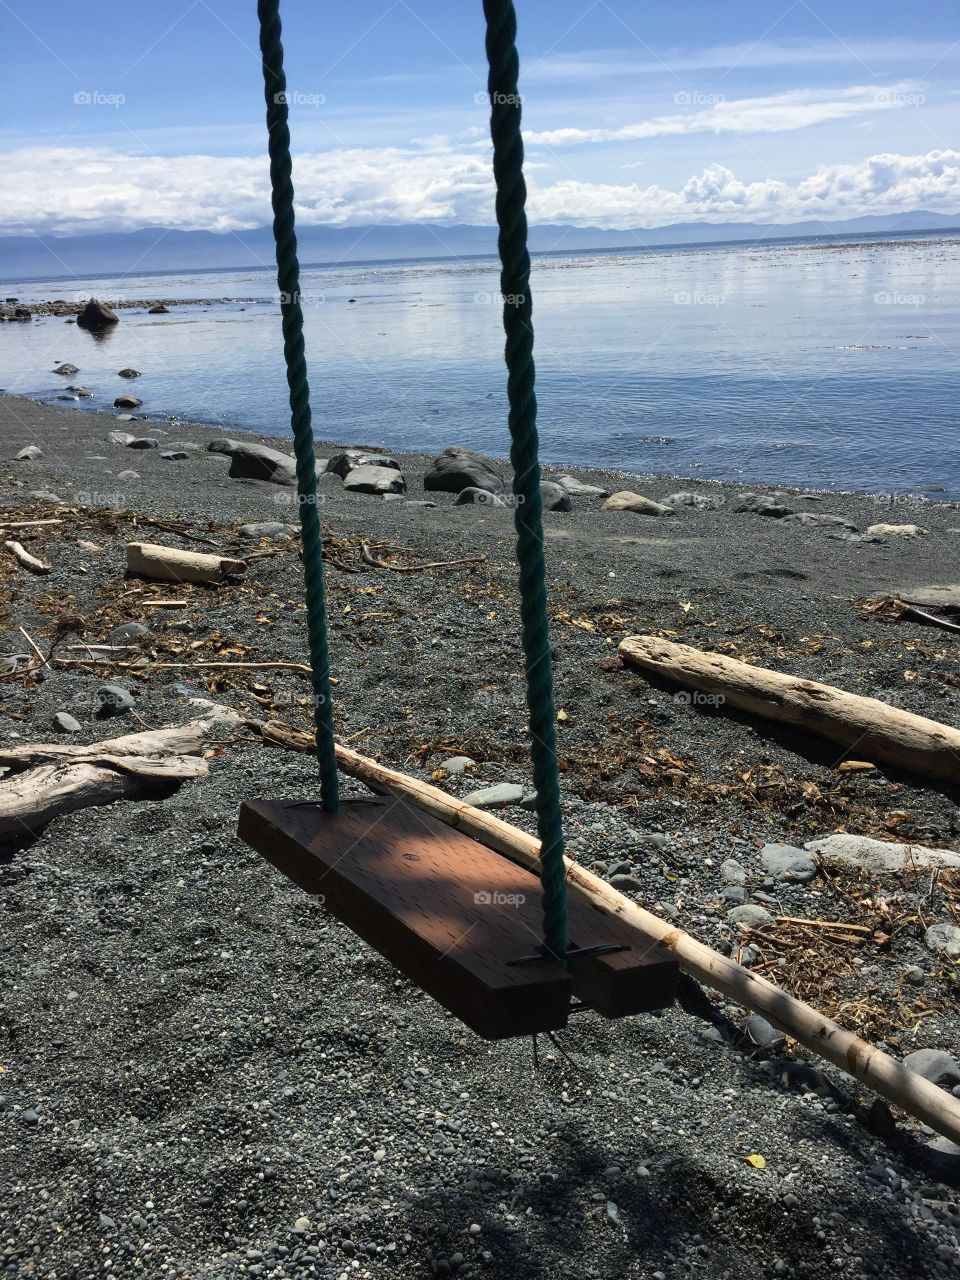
239, 797, 573, 1039
239, 795, 678, 1033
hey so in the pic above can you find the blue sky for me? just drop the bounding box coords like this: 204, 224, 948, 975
2, 0, 958, 233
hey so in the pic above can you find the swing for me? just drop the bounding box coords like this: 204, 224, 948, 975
239, 0, 679, 1040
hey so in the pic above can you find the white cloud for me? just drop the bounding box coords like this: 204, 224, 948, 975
1, 145, 958, 236
523, 84, 923, 146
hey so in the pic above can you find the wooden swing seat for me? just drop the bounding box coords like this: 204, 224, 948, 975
239, 796, 678, 1040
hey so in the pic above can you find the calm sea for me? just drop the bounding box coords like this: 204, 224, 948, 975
2, 232, 959, 497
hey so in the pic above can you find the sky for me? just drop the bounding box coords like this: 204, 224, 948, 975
1, 0, 958, 235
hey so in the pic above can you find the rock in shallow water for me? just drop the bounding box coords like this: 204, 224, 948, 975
114, 395, 142, 409
77, 299, 118, 330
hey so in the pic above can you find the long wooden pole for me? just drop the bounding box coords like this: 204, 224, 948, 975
254, 721, 960, 1146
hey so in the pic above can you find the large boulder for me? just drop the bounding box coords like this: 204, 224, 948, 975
540, 480, 572, 512
733, 492, 794, 518
424, 446, 505, 495
343, 464, 405, 496
227, 441, 297, 486
206, 439, 240, 456
453, 486, 507, 508
325, 450, 400, 479
76, 299, 119, 331
602, 491, 674, 517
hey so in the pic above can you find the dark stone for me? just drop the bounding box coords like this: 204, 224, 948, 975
733, 492, 794, 518
227, 442, 297, 486
126, 438, 158, 450
117, 368, 141, 378
160, 450, 190, 461
453, 486, 507, 508
147, 304, 169, 314
114, 395, 143, 409
53, 362, 79, 376
424, 446, 505, 495
52, 711, 82, 733
325, 450, 400, 479
540, 480, 572, 512
903, 1049, 960, 1090
109, 622, 152, 645
76, 299, 119, 330
96, 683, 135, 717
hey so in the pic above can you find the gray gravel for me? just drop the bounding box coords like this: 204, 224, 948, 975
1, 395, 959, 1279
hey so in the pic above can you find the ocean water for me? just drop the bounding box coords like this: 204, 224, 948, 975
2, 233, 960, 497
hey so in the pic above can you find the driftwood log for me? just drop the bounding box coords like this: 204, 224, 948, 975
619, 635, 960, 781
0, 723, 208, 840
126, 541, 246, 584
4, 539, 51, 574
253, 718, 960, 1146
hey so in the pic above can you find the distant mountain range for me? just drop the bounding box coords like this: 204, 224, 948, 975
2, 211, 959, 282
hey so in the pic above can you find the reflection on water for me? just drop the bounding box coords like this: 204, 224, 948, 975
2, 234, 960, 495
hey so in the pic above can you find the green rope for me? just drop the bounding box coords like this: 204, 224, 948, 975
483, 0, 569, 964
257, 0, 339, 812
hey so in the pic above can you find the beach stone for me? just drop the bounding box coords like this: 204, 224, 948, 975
77, 299, 119, 330
780, 512, 858, 531
115, 413, 138, 422
461, 783, 525, 810
608, 874, 643, 893
760, 843, 818, 883
325, 450, 400, 479
827, 531, 884, 544
238, 522, 297, 539
109, 622, 151, 644
52, 711, 81, 734
744, 1015, 785, 1049
207, 438, 240, 455
107, 431, 135, 445
902, 1049, 960, 1090
117, 470, 140, 482
663, 491, 726, 511
96, 683, 135, 717
602, 492, 674, 516
925, 923, 960, 960
726, 904, 775, 929
866, 523, 927, 537
228, 441, 297, 486
53, 362, 79, 375
540, 480, 572, 511
343, 464, 405, 496
440, 756, 475, 775
555, 475, 610, 499
424, 446, 505, 495
721, 885, 748, 904
720, 859, 747, 885
160, 450, 189, 461
805, 834, 960, 873
733, 492, 794, 518
454, 486, 507, 508
15, 445, 42, 461
114, 395, 143, 409
117, 368, 141, 378
66, 385, 93, 397
147, 303, 169, 314
126, 438, 158, 450
925, 1136, 960, 1171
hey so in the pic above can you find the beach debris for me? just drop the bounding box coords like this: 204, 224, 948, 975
126, 541, 247, 584
555, 474, 610, 499
663, 490, 726, 511
4, 539, 51, 575
15, 446, 42, 461
424, 445, 505, 495
343, 463, 406, 496
117, 368, 141, 378
0, 721, 208, 840
226, 441, 296, 486
860, 593, 960, 635
540, 480, 572, 511
866, 523, 927, 537
602, 492, 674, 516
733, 492, 794, 517
359, 542, 484, 573
53, 362, 79, 376
76, 298, 119, 330
114, 395, 143, 409
619, 634, 960, 780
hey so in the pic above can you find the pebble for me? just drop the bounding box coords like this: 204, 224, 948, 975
441, 755, 475, 775
720, 858, 746, 885
727, 904, 775, 929
96, 683, 135, 717
460, 782, 526, 809
109, 622, 152, 644
608, 874, 642, 893
744, 1015, 786, 1049
760, 842, 818, 883
52, 711, 82, 733
902, 1049, 960, 1090
926, 923, 960, 959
